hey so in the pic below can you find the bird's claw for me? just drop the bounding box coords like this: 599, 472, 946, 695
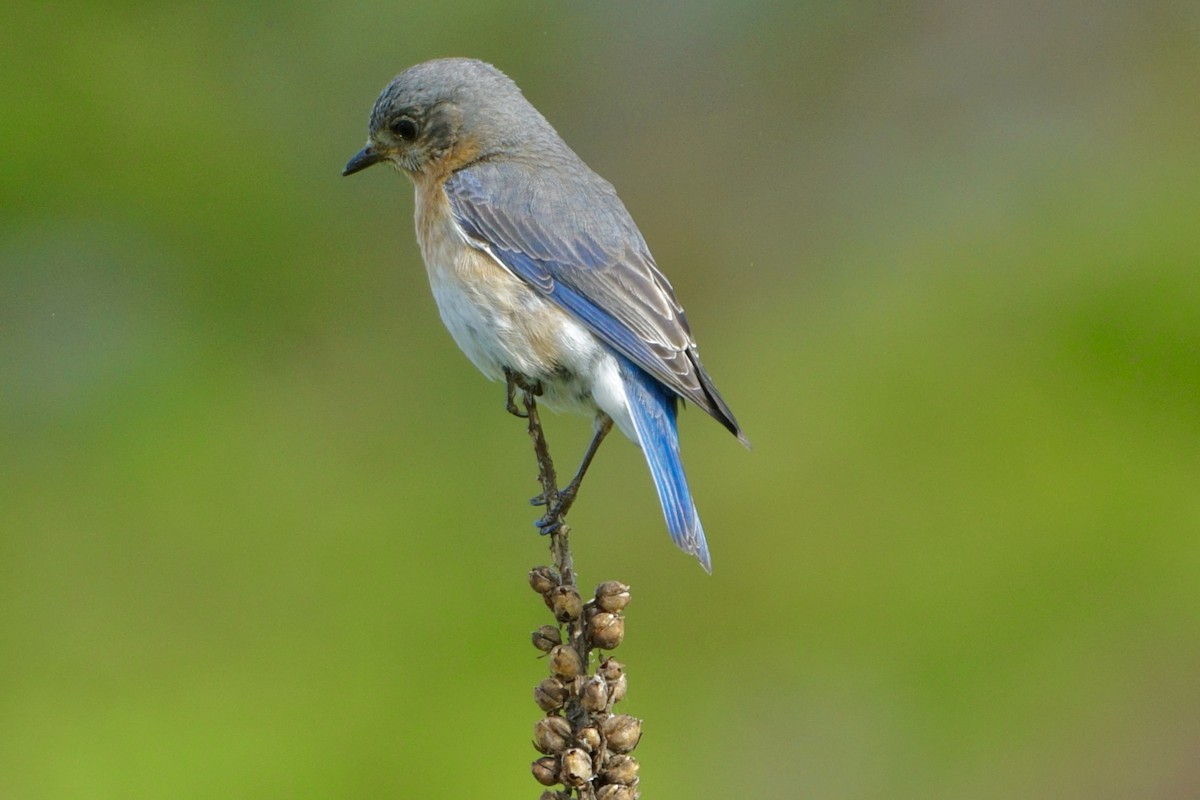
535, 515, 563, 536
504, 367, 537, 418
506, 398, 529, 418
534, 489, 577, 532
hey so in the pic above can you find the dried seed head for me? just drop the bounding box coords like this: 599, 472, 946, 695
576, 724, 602, 753
539, 792, 569, 800
581, 676, 608, 713
559, 747, 593, 788
534, 677, 569, 713
588, 612, 625, 650
529, 566, 559, 595
531, 756, 560, 787
598, 657, 625, 682
548, 644, 583, 680
533, 715, 573, 755
609, 673, 628, 705
600, 754, 640, 785
549, 585, 583, 622
532, 625, 562, 653
594, 581, 631, 613
602, 714, 643, 753
596, 784, 638, 800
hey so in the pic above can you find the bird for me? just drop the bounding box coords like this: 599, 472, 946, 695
342, 58, 747, 571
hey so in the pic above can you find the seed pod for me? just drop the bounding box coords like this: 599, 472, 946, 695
600, 754, 640, 785
609, 673, 628, 705
581, 676, 608, 713
534, 677, 569, 713
559, 747, 593, 788
533, 715, 573, 755
602, 714, 643, 753
539, 792, 568, 800
529, 567, 559, 595
549, 585, 583, 622
588, 612, 625, 650
594, 581, 631, 613
598, 657, 625, 682
576, 724, 602, 753
532, 625, 562, 652
549, 644, 583, 680
531, 756, 560, 787
596, 784, 637, 800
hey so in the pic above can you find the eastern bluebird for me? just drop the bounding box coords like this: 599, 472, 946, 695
343, 58, 747, 571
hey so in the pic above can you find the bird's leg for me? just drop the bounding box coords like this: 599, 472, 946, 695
504, 367, 541, 418
504, 367, 526, 418
558, 414, 614, 512
537, 414, 613, 532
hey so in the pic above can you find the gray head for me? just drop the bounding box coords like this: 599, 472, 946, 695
343, 58, 558, 178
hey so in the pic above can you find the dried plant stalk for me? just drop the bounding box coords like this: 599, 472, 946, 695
514, 379, 641, 800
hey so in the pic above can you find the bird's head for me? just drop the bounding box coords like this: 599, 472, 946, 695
342, 58, 547, 180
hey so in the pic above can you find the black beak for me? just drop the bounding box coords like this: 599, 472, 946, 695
342, 145, 384, 176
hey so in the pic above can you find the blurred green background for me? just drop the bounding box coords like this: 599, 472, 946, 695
4, 2, 1199, 797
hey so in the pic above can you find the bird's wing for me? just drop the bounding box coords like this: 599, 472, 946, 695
444, 159, 743, 440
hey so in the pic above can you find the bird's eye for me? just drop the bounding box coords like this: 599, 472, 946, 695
390, 116, 419, 141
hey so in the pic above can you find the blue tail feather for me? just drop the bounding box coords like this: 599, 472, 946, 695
617, 357, 711, 572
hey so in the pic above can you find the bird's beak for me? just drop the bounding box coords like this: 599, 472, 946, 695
342, 145, 384, 176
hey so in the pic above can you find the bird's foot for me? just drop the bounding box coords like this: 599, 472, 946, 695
535, 515, 563, 536
505, 397, 528, 419
504, 368, 543, 418
504, 369, 527, 418
533, 486, 578, 533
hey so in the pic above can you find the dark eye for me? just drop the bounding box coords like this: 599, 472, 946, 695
390, 116, 418, 141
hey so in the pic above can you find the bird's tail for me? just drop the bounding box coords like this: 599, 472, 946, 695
617, 357, 712, 572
